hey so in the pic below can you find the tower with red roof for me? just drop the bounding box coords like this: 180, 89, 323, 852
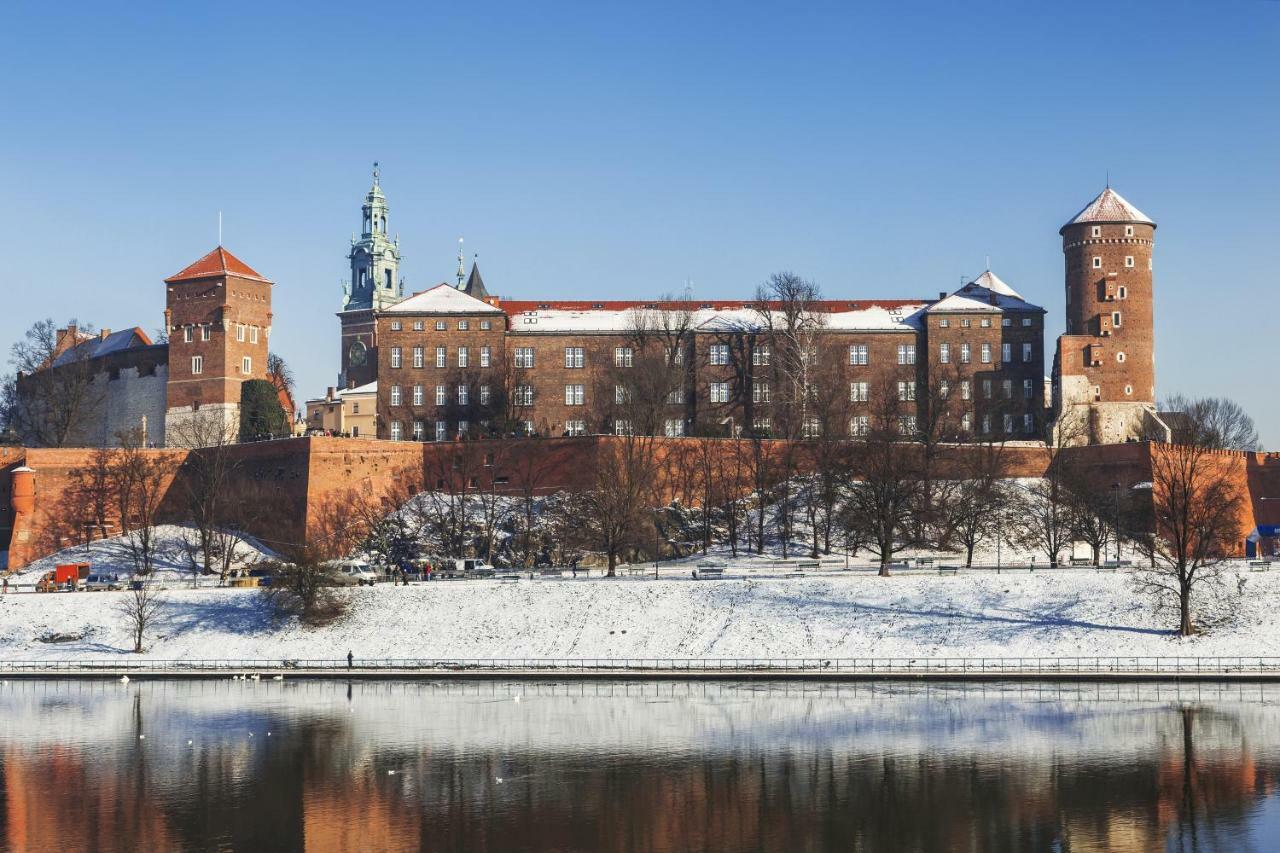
163, 245, 274, 443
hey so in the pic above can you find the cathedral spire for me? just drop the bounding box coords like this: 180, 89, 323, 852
456, 238, 466, 288
343, 166, 401, 312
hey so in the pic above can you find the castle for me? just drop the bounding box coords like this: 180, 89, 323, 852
331, 169, 1165, 446
12, 247, 279, 448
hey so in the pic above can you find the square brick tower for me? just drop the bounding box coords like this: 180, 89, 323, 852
163, 246, 273, 445
1053, 187, 1170, 444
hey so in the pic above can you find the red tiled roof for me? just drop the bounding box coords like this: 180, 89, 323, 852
165, 247, 271, 284
495, 298, 922, 318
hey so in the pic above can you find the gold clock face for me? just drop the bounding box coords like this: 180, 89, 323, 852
348, 340, 367, 366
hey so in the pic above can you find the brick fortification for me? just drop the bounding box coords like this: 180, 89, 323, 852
164, 247, 274, 445
6, 436, 1277, 570
1054, 188, 1169, 444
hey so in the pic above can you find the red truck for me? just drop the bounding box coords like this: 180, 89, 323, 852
37, 563, 91, 592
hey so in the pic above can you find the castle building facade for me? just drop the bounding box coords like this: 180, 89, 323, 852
13, 246, 276, 448
332, 179, 1160, 446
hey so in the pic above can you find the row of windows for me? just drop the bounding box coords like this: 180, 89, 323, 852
387, 383, 495, 407
388, 318, 493, 332
181, 324, 264, 344
939, 342, 1035, 364
482, 375, 1040, 409
190, 356, 252, 376
1091, 225, 1138, 238
937, 317, 1035, 329
389, 345, 493, 369
1091, 255, 1150, 270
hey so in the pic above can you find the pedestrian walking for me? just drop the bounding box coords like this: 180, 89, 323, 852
2, 577, 8, 594
347, 650, 354, 669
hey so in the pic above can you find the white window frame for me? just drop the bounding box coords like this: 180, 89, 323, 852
241, 356, 252, 375
191, 355, 203, 375
458, 346, 469, 368
564, 347, 584, 369
565, 384, 584, 406
709, 344, 729, 366
390, 385, 402, 406
390, 347, 402, 368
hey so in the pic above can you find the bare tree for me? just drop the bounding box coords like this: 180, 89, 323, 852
169, 409, 241, 575
509, 439, 560, 567
840, 377, 923, 575
1160, 394, 1261, 451
578, 436, 659, 576
110, 431, 178, 575
118, 576, 165, 653
264, 548, 349, 627
1064, 471, 1114, 565
3, 319, 105, 447
1132, 434, 1247, 636
1012, 417, 1084, 567
939, 441, 1010, 567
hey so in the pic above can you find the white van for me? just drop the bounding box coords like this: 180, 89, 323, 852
332, 560, 378, 586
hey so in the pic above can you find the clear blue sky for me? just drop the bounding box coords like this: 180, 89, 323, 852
2, 1, 1277, 444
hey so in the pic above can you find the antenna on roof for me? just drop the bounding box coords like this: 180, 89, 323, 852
456, 238, 465, 288
1105, 168, 1110, 189
218, 211, 222, 246
682, 278, 694, 302
985, 254, 990, 271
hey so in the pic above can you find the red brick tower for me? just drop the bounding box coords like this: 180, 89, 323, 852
1054, 187, 1165, 444
163, 247, 273, 445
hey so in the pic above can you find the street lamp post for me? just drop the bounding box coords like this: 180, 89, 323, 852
1111, 483, 1121, 564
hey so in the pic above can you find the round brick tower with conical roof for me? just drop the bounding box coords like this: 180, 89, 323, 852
1054, 187, 1166, 444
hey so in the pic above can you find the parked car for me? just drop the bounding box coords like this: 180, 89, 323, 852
84, 573, 123, 591
331, 560, 379, 586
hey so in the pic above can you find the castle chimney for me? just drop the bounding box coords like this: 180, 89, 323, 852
99, 328, 111, 340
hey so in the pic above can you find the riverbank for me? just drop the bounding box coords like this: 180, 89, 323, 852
0, 565, 1274, 663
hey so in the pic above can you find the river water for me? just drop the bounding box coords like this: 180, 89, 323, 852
1, 679, 1279, 852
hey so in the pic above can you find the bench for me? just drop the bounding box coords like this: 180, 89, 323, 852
915, 558, 935, 567
1069, 557, 1093, 567
627, 566, 650, 576
1249, 561, 1272, 572
937, 565, 959, 575
695, 567, 725, 579
497, 573, 521, 582
1095, 565, 1118, 573
797, 561, 820, 571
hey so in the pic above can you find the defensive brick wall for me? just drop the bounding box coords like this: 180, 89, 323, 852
6, 436, 1274, 569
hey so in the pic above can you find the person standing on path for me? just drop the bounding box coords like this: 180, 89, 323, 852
347, 650, 354, 670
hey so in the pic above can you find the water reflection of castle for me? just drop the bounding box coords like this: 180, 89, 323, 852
1, 682, 1278, 852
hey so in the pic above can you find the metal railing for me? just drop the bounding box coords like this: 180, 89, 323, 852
3, 657, 1280, 677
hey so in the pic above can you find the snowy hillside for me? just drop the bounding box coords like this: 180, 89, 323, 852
0, 566, 1274, 661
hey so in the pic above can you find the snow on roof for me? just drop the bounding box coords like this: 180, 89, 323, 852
340, 381, 377, 396
927, 271, 1043, 314
384, 283, 504, 314
1062, 187, 1154, 232
506, 302, 928, 334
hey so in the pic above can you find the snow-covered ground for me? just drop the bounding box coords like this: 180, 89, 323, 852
9, 524, 276, 585
0, 562, 1275, 661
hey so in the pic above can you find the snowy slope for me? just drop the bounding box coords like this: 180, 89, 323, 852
0, 567, 1274, 661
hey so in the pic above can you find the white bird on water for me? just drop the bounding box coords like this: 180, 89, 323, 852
119, 675, 130, 684
272, 675, 284, 681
